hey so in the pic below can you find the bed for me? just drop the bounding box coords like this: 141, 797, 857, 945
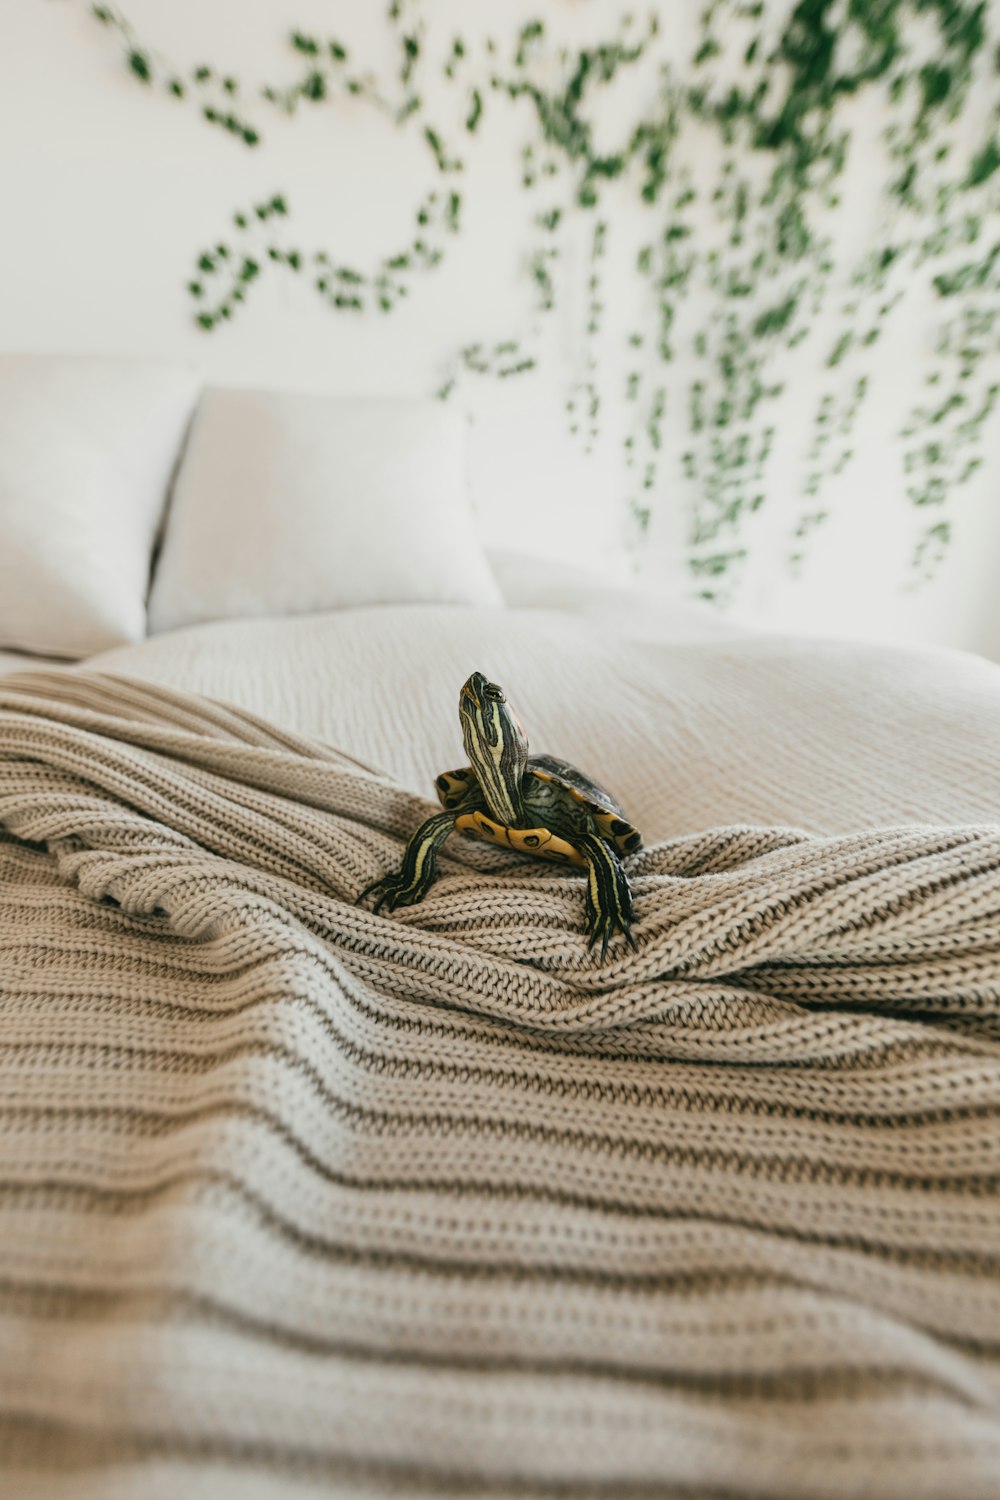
1, 358, 999, 1499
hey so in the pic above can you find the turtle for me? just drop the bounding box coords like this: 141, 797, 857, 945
358, 670, 642, 959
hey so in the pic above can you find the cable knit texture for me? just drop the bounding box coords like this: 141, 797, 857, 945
1, 664, 1000, 1500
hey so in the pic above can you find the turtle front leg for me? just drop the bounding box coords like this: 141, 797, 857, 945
358, 812, 457, 914
576, 833, 638, 961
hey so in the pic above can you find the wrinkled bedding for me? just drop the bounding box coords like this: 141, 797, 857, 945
89, 601, 1000, 835
1, 602, 1000, 1499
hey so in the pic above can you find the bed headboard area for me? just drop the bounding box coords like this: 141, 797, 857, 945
0, 355, 507, 657
1, 1, 999, 657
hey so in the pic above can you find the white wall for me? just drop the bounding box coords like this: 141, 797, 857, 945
2, 0, 998, 656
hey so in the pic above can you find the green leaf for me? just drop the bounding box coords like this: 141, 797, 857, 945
127, 51, 151, 84
752, 295, 798, 338
919, 63, 952, 112
966, 139, 1000, 188
827, 332, 853, 367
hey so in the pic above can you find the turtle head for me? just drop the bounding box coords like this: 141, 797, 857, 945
459, 672, 528, 825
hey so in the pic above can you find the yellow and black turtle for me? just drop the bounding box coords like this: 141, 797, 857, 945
359, 670, 641, 959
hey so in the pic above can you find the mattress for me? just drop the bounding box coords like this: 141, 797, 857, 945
87, 598, 1000, 836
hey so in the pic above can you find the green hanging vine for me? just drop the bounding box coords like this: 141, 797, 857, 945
80, 0, 1000, 601
186, 187, 462, 329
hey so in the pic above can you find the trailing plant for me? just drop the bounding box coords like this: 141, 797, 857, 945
79, 0, 1000, 602
188, 189, 462, 329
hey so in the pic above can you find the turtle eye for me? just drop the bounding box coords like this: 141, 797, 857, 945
483, 684, 505, 702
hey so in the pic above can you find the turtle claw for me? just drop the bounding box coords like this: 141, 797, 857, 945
357, 873, 426, 915
585, 919, 613, 963
356, 876, 390, 912
584, 906, 637, 963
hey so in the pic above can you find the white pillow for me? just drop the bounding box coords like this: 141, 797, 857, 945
147, 388, 501, 633
0, 354, 200, 657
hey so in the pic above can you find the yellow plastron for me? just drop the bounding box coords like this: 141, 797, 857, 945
455, 812, 586, 867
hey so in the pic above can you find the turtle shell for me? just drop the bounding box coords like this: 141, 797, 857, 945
526, 754, 642, 856
435, 756, 641, 863
435, 767, 477, 811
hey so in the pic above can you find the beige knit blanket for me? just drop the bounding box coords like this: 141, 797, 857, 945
1, 668, 1000, 1500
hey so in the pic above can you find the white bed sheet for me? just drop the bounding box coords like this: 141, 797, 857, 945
7, 548, 995, 839
84, 596, 1000, 843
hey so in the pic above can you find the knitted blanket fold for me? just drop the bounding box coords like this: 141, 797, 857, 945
1, 669, 999, 1500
